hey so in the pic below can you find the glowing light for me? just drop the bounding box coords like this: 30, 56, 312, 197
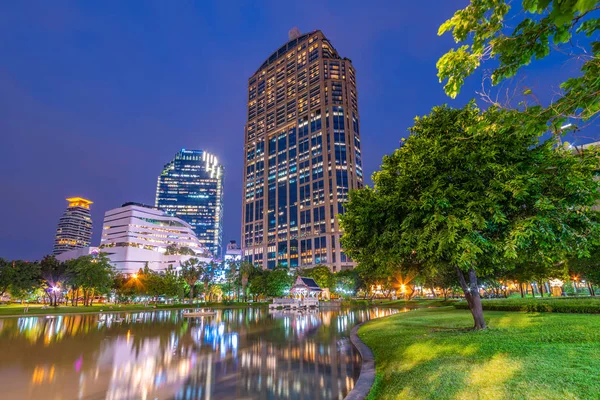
66, 197, 93, 209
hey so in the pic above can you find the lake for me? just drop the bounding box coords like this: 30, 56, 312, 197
0, 307, 399, 400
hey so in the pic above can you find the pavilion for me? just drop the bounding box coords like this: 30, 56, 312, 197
290, 276, 323, 298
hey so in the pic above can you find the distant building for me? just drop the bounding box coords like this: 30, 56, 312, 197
53, 197, 93, 255
98, 202, 212, 273
224, 240, 242, 263
156, 149, 224, 257
241, 30, 362, 271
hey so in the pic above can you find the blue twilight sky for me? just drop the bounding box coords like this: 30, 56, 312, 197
0, 1, 596, 260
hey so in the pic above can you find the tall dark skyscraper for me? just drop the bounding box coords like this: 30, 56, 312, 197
241, 30, 363, 271
156, 149, 224, 257
53, 197, 93, 255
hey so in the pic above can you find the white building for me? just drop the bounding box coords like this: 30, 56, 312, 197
99, 202, 212, 273
57, 203, 213, 273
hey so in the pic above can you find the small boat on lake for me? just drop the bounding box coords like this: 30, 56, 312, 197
183, 310, 216, 317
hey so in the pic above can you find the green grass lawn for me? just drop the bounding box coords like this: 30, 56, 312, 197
359, 308, 600, 399
0, 301, 268, 317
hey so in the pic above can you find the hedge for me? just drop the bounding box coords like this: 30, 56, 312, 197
454, 297, 600, 314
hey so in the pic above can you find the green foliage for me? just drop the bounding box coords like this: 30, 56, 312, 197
333, 269, 361, 295
7, 260, 41, 301
454, 297, 600, 313
65, 255, 115, 305
248, 269, 269, 299
0, 258, 15, 296
340, 102, 600, 327
299, 265, 334, 289
437, 0, 600, 125
569, 246, 600, 287
179, 258, 204, 299
66, 255, 114, 294
341, 102, 600, 277
340, 299, 370, 308
239, 261, 256, 300
265, 267, 294, 297
112, 272, 136, 301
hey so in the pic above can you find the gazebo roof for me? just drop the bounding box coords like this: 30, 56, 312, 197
291, 276, 322, 292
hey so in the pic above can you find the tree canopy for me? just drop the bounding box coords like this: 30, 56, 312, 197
340, 102, 600, 328
437, 0, 600, 129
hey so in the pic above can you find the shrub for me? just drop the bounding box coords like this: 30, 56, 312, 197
454, 297, 600, 314
341, 299, 370, 308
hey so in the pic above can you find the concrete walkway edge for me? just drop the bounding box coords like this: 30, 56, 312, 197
345, 321, 376, 400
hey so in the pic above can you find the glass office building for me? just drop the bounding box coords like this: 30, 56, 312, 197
53, 197, 93, 255
242, 30, 363, 271
156, 149, 224, 257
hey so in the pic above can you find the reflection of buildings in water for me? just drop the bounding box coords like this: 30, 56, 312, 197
269, 308, 323, 340
173, 310, 368, 399
101, 337, 194, 400
0, 308, 399, 400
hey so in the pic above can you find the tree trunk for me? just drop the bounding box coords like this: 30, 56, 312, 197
539, 281, 544, 298
530, 283, 536, 298
519, 283, 524, 298
455, 266, 486, 330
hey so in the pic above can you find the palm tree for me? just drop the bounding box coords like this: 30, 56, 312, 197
179, 258, 203, 302
240, 262, 255, 302
202, 261, 216, 301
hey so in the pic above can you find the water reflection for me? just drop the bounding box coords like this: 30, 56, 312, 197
0, 307, 398, 399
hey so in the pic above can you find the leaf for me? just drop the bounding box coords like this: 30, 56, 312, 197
575, 0, 597, 13
553, 26, 571, 44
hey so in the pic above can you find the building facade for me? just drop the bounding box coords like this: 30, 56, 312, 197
224, 240, 242, 263
241, 30, 363, 271
53, 197, 93, 255
155, 149, 224, 257
98, 202, 212, 273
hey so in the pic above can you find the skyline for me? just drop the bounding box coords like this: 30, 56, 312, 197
1, 0, 594, 260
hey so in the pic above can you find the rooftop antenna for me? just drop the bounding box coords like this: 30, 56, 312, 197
288, 27, 301, 40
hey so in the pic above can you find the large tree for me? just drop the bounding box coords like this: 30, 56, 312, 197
39, 255, 69, 306
7, 260, 41, 303
299, 265, 334, 289
266, 267, 294, 298
341, 103, 600, 329
66, 255, 114, 306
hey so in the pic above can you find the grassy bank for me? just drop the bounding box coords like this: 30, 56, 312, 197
0, 301, 269, 317
341, 298, 458, 309
454, 297, 600, 313
359, 308, 600, 399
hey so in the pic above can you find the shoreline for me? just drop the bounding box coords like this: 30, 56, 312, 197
345, 321, 377, 400
0, 303, 270, 319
